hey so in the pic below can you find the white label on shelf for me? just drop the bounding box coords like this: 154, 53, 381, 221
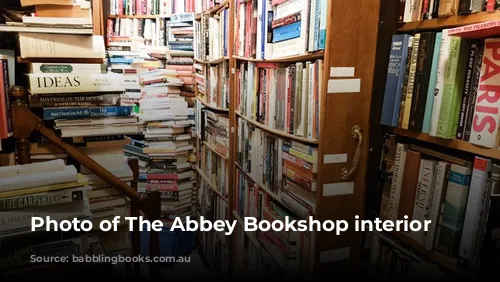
323, 182, 354, 196
320, 247, 350, 263
327, 78, 361, 93
330, 67, 355, 77
323, 153, 348, 164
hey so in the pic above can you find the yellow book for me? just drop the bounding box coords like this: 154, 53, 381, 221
0, 174, 87, 199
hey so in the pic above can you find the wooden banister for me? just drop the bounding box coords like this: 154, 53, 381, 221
10, 86, 161, 278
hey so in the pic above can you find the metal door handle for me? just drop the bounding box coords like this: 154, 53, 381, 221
340, 125, 363, 181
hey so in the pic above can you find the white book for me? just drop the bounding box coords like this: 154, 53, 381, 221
411, 159, 437, 244
459, 156, 492, 260
18, 33, 105, 58
27, 73, 125, 95
425, 161, 450, 251
430, 29, 450, 136
0, 165, 78, 193
29, 62, 104, 74
0, 159, 66, 179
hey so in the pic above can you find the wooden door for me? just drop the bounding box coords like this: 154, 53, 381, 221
314, 0, 381, 276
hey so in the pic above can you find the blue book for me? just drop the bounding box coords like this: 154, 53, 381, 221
272, 21, 301, 43
313, 0, 321, 51
422, 32, 443, 133
223, 9, 228, 57
380, 34, 412, 127
259, 0, 267, 59
318, 0, 327, 50
109, 58, 133, 64
43, 106, 133, 120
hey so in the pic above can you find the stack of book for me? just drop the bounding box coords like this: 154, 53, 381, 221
0, 0, 94, 34
237, 60, 323, 140
204, 110, 229, 160
106, 36, 169, 104
166, 13, 196, 98
0, 160, 90, 236
22, 32, 138, 261
133, 68, 196, 222
234, 0, 327, 59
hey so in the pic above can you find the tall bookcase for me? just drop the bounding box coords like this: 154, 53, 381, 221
192, 0, 383, 278
368, 2, 500, 280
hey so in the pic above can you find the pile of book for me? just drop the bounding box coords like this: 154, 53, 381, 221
0, 0, 94, 34
204, 110, 229, 159
237, 60, 323, 140
378, 135, 500, 271
22, 32, 138, 258
129, 69, 196, 222
106, 36, 169, 105
166, 13, 196, 98
234, 0, 327, 59
381, 25, 500, 149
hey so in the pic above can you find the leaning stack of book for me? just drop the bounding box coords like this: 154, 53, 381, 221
0, 0, 94, 34
135, 69, 196, 222
166, 13, 196, 98
235, 0, 327, 60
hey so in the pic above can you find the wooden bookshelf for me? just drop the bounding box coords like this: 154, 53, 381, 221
393, 128, 500, 160
195, 57, 230, 65
196, 96, 229, 112
203, 141, 229, 160
398, 11, 500, 32
107, 14, 170, 19
195, 165, 228, 202
233, 51, 324, 63
235, 111, 319, 144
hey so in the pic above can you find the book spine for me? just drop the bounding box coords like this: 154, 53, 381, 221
43, 106, 132, 120
271, 11, 300, 29
410, 32, 436, 132
459, 156, 491, 260
470, 39, 500, 148
457, 42, 477, 139
0, 188, 84, 212
464, 41, 484, 141
0, 57, 11, 139
28, 74, 125, 95
388, 143, 408, 221
458, 0, 472, 14
29, 63, 105, 74
29, 93, 121, 108
425, 161, 449, 251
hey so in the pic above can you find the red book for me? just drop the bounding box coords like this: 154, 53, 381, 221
448, 20, 500, 39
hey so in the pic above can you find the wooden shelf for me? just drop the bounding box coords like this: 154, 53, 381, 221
196, 96, 229, 112
398, 11, 500, 32
108, 14, 169, 19
392, 128, 500, 160
235, 163, 291, 213
233, 51, 324, 63
203, 141, 229, 160
195, 165, 228, 202
386, 231, 475, 279
235, 111, 318, 145
194, 57, 229, 65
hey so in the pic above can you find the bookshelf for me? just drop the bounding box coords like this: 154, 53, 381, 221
370, 1, 500, 280
221, 0, 381, 278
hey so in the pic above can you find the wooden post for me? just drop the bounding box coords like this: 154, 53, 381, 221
128, 158, 141, 277
11, 86, 32, 165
